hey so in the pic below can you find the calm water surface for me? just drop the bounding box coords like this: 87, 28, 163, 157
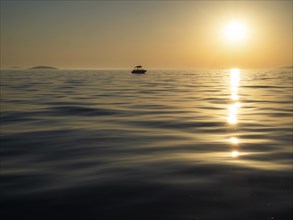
1, 69, 292, 219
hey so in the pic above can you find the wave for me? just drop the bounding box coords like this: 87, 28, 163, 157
1, 69, 292, 220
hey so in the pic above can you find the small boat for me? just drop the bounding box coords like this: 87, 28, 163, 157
131, 65, 147, 74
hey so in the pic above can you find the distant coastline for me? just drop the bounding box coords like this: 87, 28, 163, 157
30, 66, 58, 70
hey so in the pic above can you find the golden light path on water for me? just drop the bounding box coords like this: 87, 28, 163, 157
228, 68, 241, 158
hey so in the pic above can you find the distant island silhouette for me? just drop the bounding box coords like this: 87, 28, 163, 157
30, 66, 58, 69
281, 65, 293, 69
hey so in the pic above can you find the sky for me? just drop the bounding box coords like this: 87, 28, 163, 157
1, 0, 292, 69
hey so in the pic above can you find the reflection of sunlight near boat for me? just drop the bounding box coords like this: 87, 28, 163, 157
228, 102, 241, 113
230, 68, 240, 77
227, 114, 238, 124
230, 85, 238, 93
230, 68, 240, 101
227, 68, 241, 125
230, 94, 239, 101
229, 137, 239, 144
227, 102, 241, 124
227, 68, 241, 158
230, 150, 239, 158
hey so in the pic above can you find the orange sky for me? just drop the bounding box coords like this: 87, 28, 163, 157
1, 1, 292, 69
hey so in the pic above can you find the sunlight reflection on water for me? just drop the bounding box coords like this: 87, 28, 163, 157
1, 69, 292, 220
228, 68, 241, 158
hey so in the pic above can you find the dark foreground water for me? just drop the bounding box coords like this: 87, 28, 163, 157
1, 69, 292, 220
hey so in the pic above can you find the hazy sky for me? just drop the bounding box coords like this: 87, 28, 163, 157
1, 0, 292, 69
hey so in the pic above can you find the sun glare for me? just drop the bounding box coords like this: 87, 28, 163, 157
224, 21, 247, 42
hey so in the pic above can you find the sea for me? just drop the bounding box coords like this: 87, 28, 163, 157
1, 69, 292, 220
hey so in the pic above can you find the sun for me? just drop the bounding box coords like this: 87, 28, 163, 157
223, 21, 247, 42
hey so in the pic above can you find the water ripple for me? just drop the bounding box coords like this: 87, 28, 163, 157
1, 69, 292, 220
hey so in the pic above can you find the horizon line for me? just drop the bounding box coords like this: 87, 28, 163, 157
1, 66, 292, 71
